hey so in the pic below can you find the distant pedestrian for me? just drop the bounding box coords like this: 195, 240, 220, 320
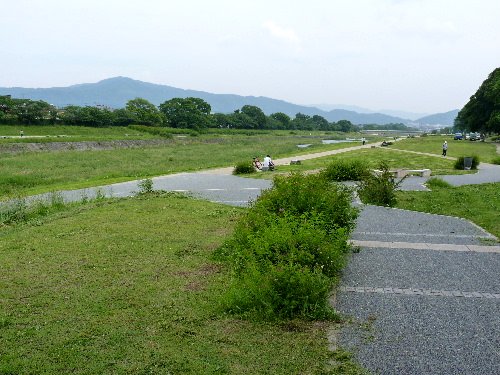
361, 137, 366, 145
442, 141, 448, 157
20, 130, 24, 137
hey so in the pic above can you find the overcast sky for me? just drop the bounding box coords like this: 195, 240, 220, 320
1, 0, 499, 114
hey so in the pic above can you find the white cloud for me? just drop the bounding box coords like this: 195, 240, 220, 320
262, 21, 300, 44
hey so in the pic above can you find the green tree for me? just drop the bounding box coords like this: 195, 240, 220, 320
456, 67, 500, 134
159, 97, 212, 129
125, 98, 163, 126
270, 112, 291, 129
241, 105, 267, 129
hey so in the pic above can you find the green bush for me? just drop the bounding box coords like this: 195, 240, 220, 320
491, 156, 500, 165
357, 161, 404, 207
138, 178, 154, 194
233, 161, 256, 175
215, 173, 358, 320
454, 155, 480, 170
250, 173, 358, 232
426, 177, 452, 189
320, 159, 369, 182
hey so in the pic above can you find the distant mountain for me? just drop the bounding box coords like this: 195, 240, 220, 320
312, 104, 428, 121
416, 110, 459, 126
0, 76, 452, 126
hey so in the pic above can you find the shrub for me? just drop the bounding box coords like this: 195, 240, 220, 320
233, 161, 256, 175
214, 173, 358, 320
491, 156, 500, 165
138, 178, 154, 194
320, 159, 369, 182
426, 177, 452, 189
357, 161, 404, 207
454, 155, 480, 170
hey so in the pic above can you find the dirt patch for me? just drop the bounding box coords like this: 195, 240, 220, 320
0, 139, 174, 154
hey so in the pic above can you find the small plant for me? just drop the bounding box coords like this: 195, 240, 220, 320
357, 161, 404, 207
492, 156, 500, 165
454, 155, 480, 170
233, 161, 256, 175
426, 177, 452, 189
320, 159, 369, 182
138, 178, 154, 194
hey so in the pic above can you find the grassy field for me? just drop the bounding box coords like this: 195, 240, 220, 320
0, 129, 370, 199
389, 135, 498, 163
0, 125, 159, 142
397, 182, 500, 239
251, 146, 466, 179
0, 193, 365, 374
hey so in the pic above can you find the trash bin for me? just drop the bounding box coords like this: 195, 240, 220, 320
464, 157, 473, 170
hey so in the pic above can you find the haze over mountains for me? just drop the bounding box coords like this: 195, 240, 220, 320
0, 77, 458, 127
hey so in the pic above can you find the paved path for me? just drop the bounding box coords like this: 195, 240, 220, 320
333, 205, 500, 374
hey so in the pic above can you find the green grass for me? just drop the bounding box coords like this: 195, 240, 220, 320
0, 193, 364, 374
397, 182, 500, 239
0, 125, 158, 142
250, 147, 466, 179
390, 135, 498, 163
0, 132, 370, 199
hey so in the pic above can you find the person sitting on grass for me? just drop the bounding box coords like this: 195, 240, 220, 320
252, 157, 262, 170
263, 154, 275, 171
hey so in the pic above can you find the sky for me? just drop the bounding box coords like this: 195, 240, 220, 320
1, 0, 499, 114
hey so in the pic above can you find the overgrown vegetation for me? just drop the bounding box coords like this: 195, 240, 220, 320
357, 161, 404, 207
214, 173, 358, 320
320, 159, 369, 181
233, 161, 256, 175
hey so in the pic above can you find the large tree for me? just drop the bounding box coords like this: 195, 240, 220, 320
125, 98, 163, 126
455, 67, 500, 134
159, 97, 212, 129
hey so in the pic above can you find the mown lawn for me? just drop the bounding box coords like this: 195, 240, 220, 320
0, 194, 364, 374
390, 135, 498, 163
397, 182, 500, 239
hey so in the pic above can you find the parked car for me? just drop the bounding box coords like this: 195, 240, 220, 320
469, 132, 480, 141
454, 133, 463, 140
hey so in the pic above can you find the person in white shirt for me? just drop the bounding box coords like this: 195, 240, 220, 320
262, 155, 274, 170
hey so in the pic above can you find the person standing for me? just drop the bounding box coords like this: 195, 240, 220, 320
442, 141, 448, 157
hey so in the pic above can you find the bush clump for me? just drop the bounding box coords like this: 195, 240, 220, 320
233, 161, 257, 175
357, 161, 404, 207
454, 155, 480, 170
320, 159, 369, 182
426, 177, 452, 189
215, 172, 358, 320
492, 156, 500, 165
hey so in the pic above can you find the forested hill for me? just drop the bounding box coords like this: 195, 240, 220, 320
0, 76, 448, 126
416, 109, 459, 126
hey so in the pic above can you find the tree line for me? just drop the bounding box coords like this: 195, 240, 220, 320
0, 95, 361, 132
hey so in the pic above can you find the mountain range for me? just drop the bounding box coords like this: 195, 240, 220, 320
0, 77, 458, 126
